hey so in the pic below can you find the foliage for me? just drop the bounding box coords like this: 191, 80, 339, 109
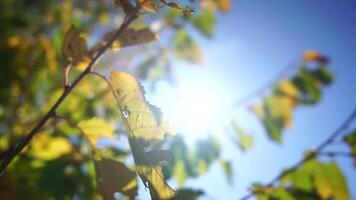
0, 1, 354, 200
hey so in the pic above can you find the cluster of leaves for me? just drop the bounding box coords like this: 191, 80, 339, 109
162, 134, 232, 186
0, 0, 233, 199
253, 159, 349, 200
1, 0, 354, 200
251, 51, 333, 143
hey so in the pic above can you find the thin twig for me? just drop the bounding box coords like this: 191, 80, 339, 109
64, 63, 72, 87
232, 59, 299, 108
319, 151, 354, 158
0, 14, 137, 176
240, 108, 356, 200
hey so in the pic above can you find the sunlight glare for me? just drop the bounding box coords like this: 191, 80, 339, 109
151, 81, 223, 142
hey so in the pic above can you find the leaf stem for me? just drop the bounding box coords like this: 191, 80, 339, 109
0, 14, 137, 176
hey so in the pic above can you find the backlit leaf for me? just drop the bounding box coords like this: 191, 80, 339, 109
78, 117, 115, 147
110, 70, 175, 199
305, 160, 350, 200
95, 158, 138, 199
190, 11, 216, 38
219, 159, 233, 184
231, 121, 254, 151
104, 28, 159, 51
174, 30, 202, 63
31, 132, 72, 160
174, 160, 187, 186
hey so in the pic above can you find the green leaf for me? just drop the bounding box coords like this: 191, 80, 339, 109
219, 159, 233, 184
305, 160, 350, 200
292, 68, 321, 104
231, 122, 254, 151
344, 130, 356, 156
190, 11, 216, 38
281, 166, 313, 192
110, 70, 175, 199
174, 29, 202, 63
174, 160, 187, 186
252, 95, 296, 143
312, 67, 333, 85
95, 158, 138, 199
78, 117, 115, 147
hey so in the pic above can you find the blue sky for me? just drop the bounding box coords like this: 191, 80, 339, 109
144, 1, 356, 199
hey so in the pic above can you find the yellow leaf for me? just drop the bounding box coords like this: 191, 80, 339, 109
139, 0, 158, 13
31, 132, 72, 160
61, 26, 90, 66
110, 70, 175, 199
267, 96, 296, 129
78, 117, 114, 147
95, 158, 138, 199
276, 80, 300, 99
219, 0, 231, 12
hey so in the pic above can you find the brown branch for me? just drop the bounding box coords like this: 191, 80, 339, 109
0, 14, 137, 176
240, 108, 356, 200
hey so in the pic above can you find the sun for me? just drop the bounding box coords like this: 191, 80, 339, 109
148, 81, 223, 142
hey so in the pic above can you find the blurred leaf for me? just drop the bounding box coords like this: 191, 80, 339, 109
302, 50, 329, 64
190, 11, 216, 38
174, 160, 187, 186
171, 188, 204, 200
275, 80, 300, 99
219, 0, 231, 12
31, 132, 72, 160
103, 28, 159, 51
231, 121, 254, 151
292, 68, 322, 104
95, 158, 138, 199
110, 70, 175, 199
281, 166, 313, 192
219, 159, 233, 184
139, 0, 157, 13
61, 26, 90, 66
305, 160, 350, 200
344, 131, 356, 156
174, 29, 202, 63
78, 117, 115, 147
252, 95, 296, 143
198, 160, 208, 175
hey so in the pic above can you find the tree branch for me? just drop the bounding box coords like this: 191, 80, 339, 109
0, 14, 137, 176
240, 107, 356, 200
